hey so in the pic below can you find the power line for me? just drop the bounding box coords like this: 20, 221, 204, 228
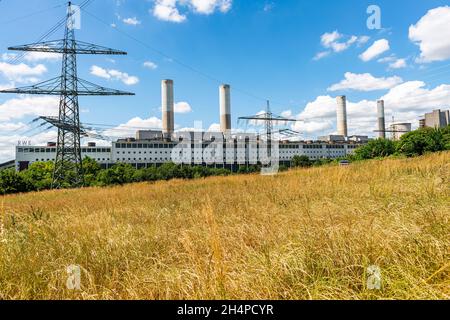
81, 7, 275, 105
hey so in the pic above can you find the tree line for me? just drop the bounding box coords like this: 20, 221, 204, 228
1, 126, 449, 195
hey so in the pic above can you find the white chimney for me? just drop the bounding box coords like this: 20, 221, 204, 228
219, 84, 231, 133
336, 95, 348, 137
162, 79, 174, 140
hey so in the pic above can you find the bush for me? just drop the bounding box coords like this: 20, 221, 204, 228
291, 155, 312, 168
396, 127, 447, 157
0, 169, 32, 195
96, 163, 135, 186
353, 138, 397, 160
20, 161, 54, 191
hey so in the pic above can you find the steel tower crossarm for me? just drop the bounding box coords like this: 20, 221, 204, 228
0, 77, 135, 96
8, 40, 127, 55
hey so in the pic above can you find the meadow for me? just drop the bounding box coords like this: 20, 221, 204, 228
0, 152, 449, 300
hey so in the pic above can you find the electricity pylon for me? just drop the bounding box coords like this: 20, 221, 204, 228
0, 2, 134, 188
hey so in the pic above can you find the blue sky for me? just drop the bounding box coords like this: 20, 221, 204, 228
0, 0, 450, 161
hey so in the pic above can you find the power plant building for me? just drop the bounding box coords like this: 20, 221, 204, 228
423, 109, 450, 128
13, 82, 366, 171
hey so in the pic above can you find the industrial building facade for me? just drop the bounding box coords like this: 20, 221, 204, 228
15, 135, 363, 171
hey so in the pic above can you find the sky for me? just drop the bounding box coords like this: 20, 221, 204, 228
0, 0, 450, 162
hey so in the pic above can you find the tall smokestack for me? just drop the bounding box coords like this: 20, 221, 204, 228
219, 84, 231, 133
162, 79, 174, 140
336, 95, 348, 137
377, 100, 386, 139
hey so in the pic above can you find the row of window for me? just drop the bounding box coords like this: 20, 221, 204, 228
18, 148, 111, 153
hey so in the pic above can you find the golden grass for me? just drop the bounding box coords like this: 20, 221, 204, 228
0, 152, 449, 300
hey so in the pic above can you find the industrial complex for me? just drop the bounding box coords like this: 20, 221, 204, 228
12, 79, 449, 172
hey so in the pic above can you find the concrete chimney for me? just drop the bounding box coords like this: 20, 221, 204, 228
162, 79, 174, 140
377, 100, 386, 139
219, 84, 231, 133
336, 95, 348, 137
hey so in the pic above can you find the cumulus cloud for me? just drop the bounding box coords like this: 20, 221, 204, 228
123, 17, 141, 25
314, 30, 369, 60
143, 61, 158, 70
103, 117, 163, 137
389, 58, 407, 69
0, 130, 57, 163
313, 51, 330, 61
90, 65, 139, 85
409, 6, 450, 62
0, 96, 59, 122
359, 39, 390, 62
208, 123, 221, 131
328, 72, 403, 92
152, 0, 232, 23
0, 62, 47, 83
174, 101, 192, 113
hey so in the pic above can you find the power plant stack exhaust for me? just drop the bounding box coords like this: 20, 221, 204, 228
377, 100, 386, 139
162, 79, 174, 140
336, 95, 348, 137
220, 84, 231, 133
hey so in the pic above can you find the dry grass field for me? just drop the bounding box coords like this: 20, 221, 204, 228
0, 152, 449, 300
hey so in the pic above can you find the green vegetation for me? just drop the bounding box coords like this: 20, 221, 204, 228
350, 125, 450, 161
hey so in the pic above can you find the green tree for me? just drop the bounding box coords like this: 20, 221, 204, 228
82, 157, 101, 186
353, 138, 397, 160
0, 169, 32, 195
396, 128, 446, 157
96, 163, 135, 186
20, 161, 54, 191
291, 155, 312, 168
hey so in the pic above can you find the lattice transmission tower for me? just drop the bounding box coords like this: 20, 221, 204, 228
0, 2, 134, 188
238, 100, 301, 158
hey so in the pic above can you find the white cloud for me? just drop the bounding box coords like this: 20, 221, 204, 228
409, 6, 450, 62
0, 96, 59, 121
123, 17, 141, 25
90, 65, 139, 86
328, 72, 403, 92
1, 53, 17, 61
281, 110, 293, 118
0, 62, 47, 83
152, 0, 232, 22
103, 117, 162, 137
208, 123, 221, 131
315, 30, 369, 60
359, 39, 390, 62
0, 130, 58, 163
174, 101, 192, 113
153, 0, 187, 23
24, 51, 60, 62
389, 58, 407, 69
143, 61, 158, 70
190, 0, 232, 14
313, 51, 330, 61
321, 31, 342, 48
